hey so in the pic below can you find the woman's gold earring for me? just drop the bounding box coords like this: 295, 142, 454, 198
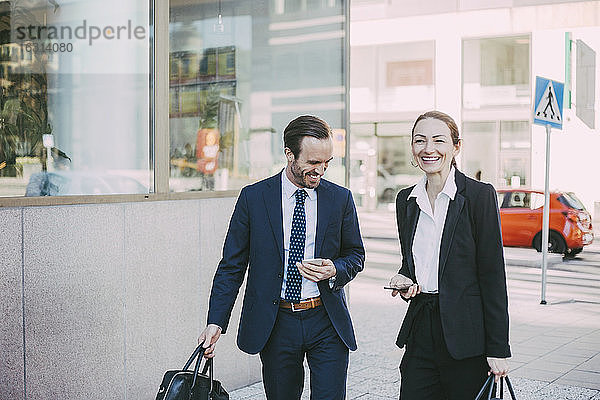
410, 158, 419, 168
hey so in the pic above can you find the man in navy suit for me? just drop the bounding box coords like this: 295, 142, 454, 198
198, 115, 365, 399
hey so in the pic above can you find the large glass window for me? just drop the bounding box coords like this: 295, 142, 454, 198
462, 120, 530, 188
0, 0, 348, 199
0, 0, 152, 197
348, 124, 376, 209
350, 41, 434, 116
378, 41, 434, 113
168, 0, 347, 193
349, 121, 421, 210
462, 121, 497, 184
463, 35, 530, 109
375, 122, 421, 204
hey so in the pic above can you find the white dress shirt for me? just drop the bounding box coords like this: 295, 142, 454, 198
280, 170, 320, 300
409, 167, 457, 293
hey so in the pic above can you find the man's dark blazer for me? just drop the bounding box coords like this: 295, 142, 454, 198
207, 172, 365, 355
395, 169, 511, 360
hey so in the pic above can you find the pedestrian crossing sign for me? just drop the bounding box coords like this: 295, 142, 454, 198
533, 76, 564, 129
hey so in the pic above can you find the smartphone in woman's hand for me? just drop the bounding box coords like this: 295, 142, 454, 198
383, 283, 413, 292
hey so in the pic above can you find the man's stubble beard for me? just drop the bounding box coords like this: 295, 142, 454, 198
289, 160, 318, 189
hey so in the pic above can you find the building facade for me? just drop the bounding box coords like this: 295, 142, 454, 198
0, 0, 348, 399
350, 0, 600, 216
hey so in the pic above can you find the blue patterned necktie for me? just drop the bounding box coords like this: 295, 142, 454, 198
285, 189, 308, 302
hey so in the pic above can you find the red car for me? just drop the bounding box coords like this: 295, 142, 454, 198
497, 189, 594, 258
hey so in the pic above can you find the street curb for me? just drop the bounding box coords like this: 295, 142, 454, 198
504, 257, 562, 267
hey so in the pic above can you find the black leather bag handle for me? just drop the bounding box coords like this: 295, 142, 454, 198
505, 376, 517, 399
182, 343, 215, 398
200, 356, 214, 395
475, 375, 517, 400
183, 344, 206, 371
475, 375, 494, 400
189, 346, 204, 400
487, 376, 495, 400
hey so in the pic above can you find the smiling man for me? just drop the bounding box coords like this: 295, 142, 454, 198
198, 115, 365, 400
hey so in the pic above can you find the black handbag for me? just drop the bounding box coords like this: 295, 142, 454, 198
475, 374, 517, 400
156, 343, 229, 400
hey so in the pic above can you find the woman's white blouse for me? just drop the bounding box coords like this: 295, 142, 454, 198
408, 167, 457, 293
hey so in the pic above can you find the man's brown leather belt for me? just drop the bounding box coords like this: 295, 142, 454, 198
279, 296, 322, 312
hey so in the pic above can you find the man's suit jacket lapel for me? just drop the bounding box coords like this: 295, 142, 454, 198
405, 195, 420, 278
264, 173, 284, 264
438, 169, 466, 279
315, 180, 332, 257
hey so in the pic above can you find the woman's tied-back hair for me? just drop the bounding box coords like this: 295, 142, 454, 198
284, 115, 332, 158
411, 110, 460, 168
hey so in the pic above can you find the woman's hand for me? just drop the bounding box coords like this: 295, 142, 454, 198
388, 274, 420, 299
487, 357, 509, 382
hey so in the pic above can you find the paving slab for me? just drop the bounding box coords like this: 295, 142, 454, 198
538, 353, 593, 365
578, 355, 600, 372
555, 378, 600, 391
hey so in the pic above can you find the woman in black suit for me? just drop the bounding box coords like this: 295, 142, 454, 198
388, 111, 511, 400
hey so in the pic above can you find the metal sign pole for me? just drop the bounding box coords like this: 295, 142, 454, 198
534, 76, 564, 304
540, 123, 551, 305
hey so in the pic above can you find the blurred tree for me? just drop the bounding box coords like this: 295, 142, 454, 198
0, 0, 51, 176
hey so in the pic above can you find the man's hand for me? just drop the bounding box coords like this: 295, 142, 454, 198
297, 259, 336, 282
198, 324, 222, 359
487, 357, 509, 382
388, 274, 420, 299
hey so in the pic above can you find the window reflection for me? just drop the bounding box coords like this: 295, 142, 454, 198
462, 120, 530, 188
0, 0, 152, 197
169, 0, 346, 192
350, 41, 434, 115
462, 121, 497, 186
463, 35, 530, 109
349, 122, 421, 210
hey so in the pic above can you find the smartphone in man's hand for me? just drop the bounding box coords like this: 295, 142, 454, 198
303, 258, 324, 265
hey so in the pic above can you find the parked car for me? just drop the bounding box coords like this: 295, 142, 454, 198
349, 164, 419, 205
377, 168, 420, 203
25, 171, 148, 196
497, 189, 594, 258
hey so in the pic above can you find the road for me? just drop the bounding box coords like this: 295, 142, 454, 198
506, 247, 600, 305
359, 236, 600, 304
356, 210, 600, 304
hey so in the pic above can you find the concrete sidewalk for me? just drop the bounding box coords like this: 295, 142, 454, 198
230, 283, 600, 400
229, 211, 600, 399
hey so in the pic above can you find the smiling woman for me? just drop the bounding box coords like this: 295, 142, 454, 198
411, 110, 461, 177
388, 110, 511, 400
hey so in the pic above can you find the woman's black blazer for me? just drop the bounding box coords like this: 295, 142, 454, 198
395, 169, 511, 360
